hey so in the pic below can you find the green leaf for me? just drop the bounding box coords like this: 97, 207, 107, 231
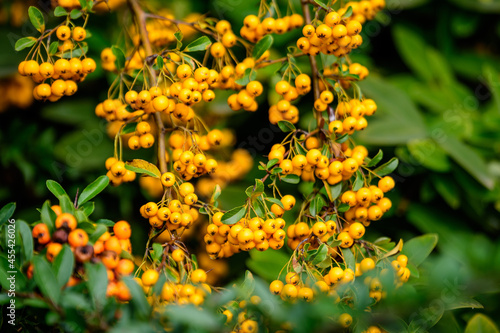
174, 30, 183, 49
77, 175, 109, 206
309, 195, 326, 216
125, 159, 161, 178
483, 65, 500, 114
446, 298, 483, 311
48, 41, 58, 55
295, 141, 308, 156
122, 276, 151, 319
17, 220, 33, 262
70, 9, 82, 19
341, 248, 355, 271
122, 122, 137, 135
338, 203, 350, 213
246, 179, 264, 197
85, 262, 108, 310
352, 171, 364, 191
235, 68, 257, 85
221, 206, 246, 225
372, 157, 399, 177
329, 182, 343, 201
311, 244, 328, 265
277, 120, 296, 132
210, 184, 222, 205
393, 24, 433, 82
400, 234, 438, 267
15, 37, 36, 51
151, 243, 163, 263
465, 314, 500, 333
252, 35, 273, 60
0, 202, 16, 227
437, 135, 494, 189
40, 200, 56, 232
313, 0, 328, 9
342, 6, 353, 19
59, 195, 75, 215
281, 174, 300, 184
33, 256, 60, 305
267, 158, 279, 169
54, 6, 68, 17
246, 249, 289, 281
265, 197, 284, 209
46, 180, 67, 198
366, 150, 383, 167
53, 245, 74, 289
407, 138, 451, 172
80, 201, 95, 217
89, 224, 107, 243
111, 46, 126, 70
183, 36, 211, 52
28, 6, 45, 32
95, 219, 115, 227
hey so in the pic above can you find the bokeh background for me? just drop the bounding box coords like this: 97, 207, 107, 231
1, 0, 499, 330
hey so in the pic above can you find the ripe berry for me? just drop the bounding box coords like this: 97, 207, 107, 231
32, 223, 50, 244
72, 27, 86, 41
56, 26, 71, 40
269, 280, 284, 295
68, 229, 89, 247
191, 269, 207, 283
172, 248, 185, 262
55, 213, 77, 230
113, 221, 131, 239
142, 269, 159, 286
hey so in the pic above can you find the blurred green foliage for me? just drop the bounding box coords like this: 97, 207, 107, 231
0, 0, 500, 331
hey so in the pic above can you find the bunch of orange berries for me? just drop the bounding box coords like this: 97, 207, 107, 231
18, 23, 95, 102
30, 207, 135, 301
104, 157, 137, 187
204, 212, 287, 259
268, 74, 312, 125
241, 13, 304, 43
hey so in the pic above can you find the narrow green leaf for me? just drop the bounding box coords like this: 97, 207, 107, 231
281, 174, 300, 184
267, 158, 279, 169
174, 30, 183, 49
28, 6, 45, 32
15, 37, 36, 51
311, 244, 328, 265
122, 276, 151, 319
85, 262, 108, 310
40, 200, 56, 232
0, 202, 16, 228
184, 36, 212, 52
17, 220, 33, 262
366, 150, 383, 167
33, 256, 60, 305
80, 201, 95, 217
151, 243, 163, 263
59, 195, 75, 215
53, 245, 74, 289
342, 6, 353, 19
252, 35, 273, 60
46, 180, 67, 198
277, 120, 296, 132
341, 248, 355, 271
438, 136, 494, 189
352, 171, 364, 191
77, 175, 109, 206
265, 197, 285, 209
329, 182, 343, 201
372, 157, 399, 177
95, 219, 115, 227
313, 0, 328, 10
111, 46, 126, 70
221, 206, 246, 225
48, 41, 58, 55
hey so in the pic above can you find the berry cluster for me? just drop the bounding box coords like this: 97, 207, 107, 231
241, 13, 304, 42
31, 207, 135, 301
104, 157, 137, 186
268, 76, 312, 124
18, 22, 95, 102
204, 212, 287, 259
